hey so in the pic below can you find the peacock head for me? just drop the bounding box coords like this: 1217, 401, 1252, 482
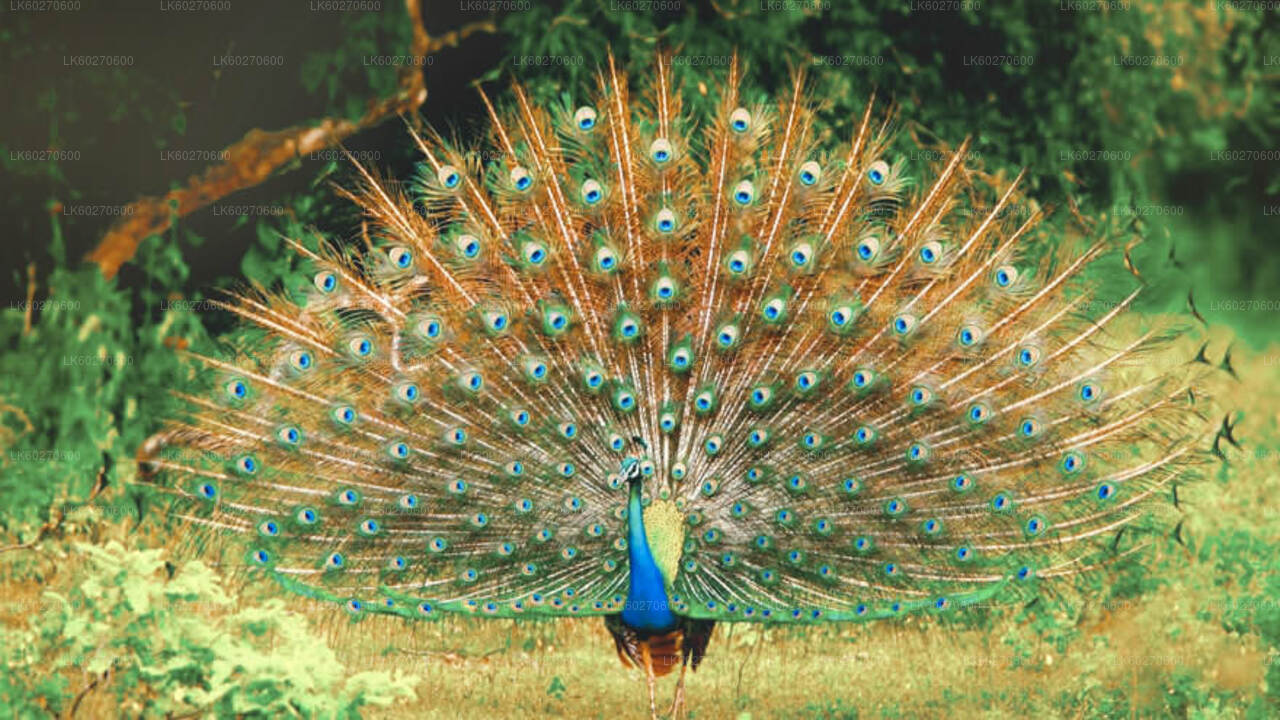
620, 457, 644, 487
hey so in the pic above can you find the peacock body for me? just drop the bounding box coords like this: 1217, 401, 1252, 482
141, 54, 1212, 717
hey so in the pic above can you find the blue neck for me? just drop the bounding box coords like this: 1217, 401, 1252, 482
620, 481, 677, 632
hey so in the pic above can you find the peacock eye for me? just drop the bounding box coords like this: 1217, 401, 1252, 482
762, 297, 786, 321
749, 386, 773, 407
855, 235, 881, 263
852, 368, 875, 388
798, 160, 821, 186
994, 264, 1018, 288
1016, 344, 1042, 368
919, 241, 942, 265
314, 271, 338, 293
485, 310, 509, 333
729, 107, 751, 133
522, 240, 548, 266
790, 242, 814, 269
459, 370, 484, 392
595, 245, 618, 272
650, 138, 673, 164
573, 106, 597, 131
277, 426, 301, 445
726, 250, 751, 276
653, 276, 677, 301
957, 325, 983, 347
417, 317, 442, 339
891, 313, 917, 337
288, 350, 313, 372
387, 246, 413, 270
795, 371, 819, 391
395, 382, 420, 404
347, 336, 373, 358
509, 166, 533, 192
866, 159, 889, 186
732, 180, 755, 206
455, 234, 481, 258
829, 304, 855, 330
716, 324, 740, 349
967, 402, 991, 424
580, 179, 604, 206
909, 385, 934, 406
437, 164, 461, 189
654, 208, 677, 234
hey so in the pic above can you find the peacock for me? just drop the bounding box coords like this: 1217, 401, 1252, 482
139, 53, 1215, 718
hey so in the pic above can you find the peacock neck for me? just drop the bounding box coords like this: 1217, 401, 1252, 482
621, 480, 678, 633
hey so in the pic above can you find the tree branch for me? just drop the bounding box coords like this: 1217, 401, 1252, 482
85, 1, 495, 279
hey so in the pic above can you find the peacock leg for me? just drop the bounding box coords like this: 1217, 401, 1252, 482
640, 642, 659, 720
666, 657, 688, 719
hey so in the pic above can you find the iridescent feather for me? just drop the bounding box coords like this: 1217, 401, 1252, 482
140, 52, 1215, 718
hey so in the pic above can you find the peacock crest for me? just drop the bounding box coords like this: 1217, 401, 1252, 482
140, 52, 1215, 717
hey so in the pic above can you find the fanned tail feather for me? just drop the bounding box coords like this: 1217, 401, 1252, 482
139, 53, 1214, 628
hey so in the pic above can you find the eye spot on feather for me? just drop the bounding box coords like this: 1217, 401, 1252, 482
455, 234, 481, 259
650, 138, 673, 164
510, 166, 533, 192
704, 434, 723, 456
387, 246, 413, 270
884, 497, 908, 517
655, 208, 677, 234
851, 368, 875, 390
967, 402, 991, 425
437, 164, 461, 189
573, 106, 597, 131
1060, 451, 1085, 474
580, 179, 604, 206
1018, 418, 1043, 439
856, 236, 881, 263
234, 454, 258, 475
733, 180, 755, 206
314, 271, 338, 293
1078, 381, 1102, 404
1024, 515, 1047, 537
990, 492, 1013, 512
331, 405, 357, 426
867, 159, 889, 186
994, 264, 1018, 288
798, 160, 821, 186
729, 107, 751, 133
891, 314, 917, 337
918, 241, 942, 265
957, 325, 983, 348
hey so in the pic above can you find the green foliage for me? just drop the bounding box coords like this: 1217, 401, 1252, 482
0, 213, 208, 538
0, 542, 417, 718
